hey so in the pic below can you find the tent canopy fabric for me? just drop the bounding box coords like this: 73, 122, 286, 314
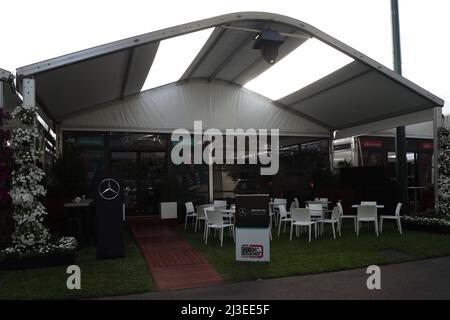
15, 12, 444, 138
60, 80, 330, 136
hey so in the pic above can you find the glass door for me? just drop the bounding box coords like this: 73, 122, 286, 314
140, 152, 167, 215
111, 152, 138, 215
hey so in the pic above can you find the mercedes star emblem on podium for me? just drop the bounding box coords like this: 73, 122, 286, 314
98, 179, 120, 200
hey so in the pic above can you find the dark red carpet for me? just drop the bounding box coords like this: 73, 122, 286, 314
128, 217, 224, 290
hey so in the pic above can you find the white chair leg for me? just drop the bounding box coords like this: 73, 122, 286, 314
220, 228, 224, 247
308, 225, 312, 242
354, 218, 357, 233
397, 218, 403, 235
185, 215, 188, 229
205, 226, 209, 245
375, 220, 379, 237
380, 218, 383, 234
290, 224, 294, 241
278, 220, 282, 237
357, 220, 360, 236
332, 222, 336, 239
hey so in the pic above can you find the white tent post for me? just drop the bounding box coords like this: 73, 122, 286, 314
433, 107, 442, 214
23, 78, 36, 109
329, 132, 335, 173
208, 156, 214, 203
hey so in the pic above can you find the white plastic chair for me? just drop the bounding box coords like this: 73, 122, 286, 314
272, 198, 287, 227
290, 198, 299, 211
307, 203, 323, 221
315, 198, 329, 210
380, 203, 403, 235
337, 202, 357, 232
318, 206, 341, 239
277, 204, 293, 236
357, 205, 379, 236
184, 202, 197, 229
204, 210, 234, 246
290, 208, 317, 242
194, 205, 208, 233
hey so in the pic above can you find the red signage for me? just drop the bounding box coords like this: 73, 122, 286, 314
241, 244, 264, 259
362, 140, 383, 148
420, 142, 434, 151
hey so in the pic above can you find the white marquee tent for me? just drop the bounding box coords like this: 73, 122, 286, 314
10, 12, 445, 204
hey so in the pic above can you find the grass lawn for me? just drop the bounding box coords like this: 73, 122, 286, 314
0, 228, 154, 300
177, 223, 450, 282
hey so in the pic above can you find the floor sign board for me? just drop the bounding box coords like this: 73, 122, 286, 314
235, 194, 270, 262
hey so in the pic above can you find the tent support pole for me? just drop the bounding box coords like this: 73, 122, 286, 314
433, 107, 441, 214
329, 133, 335, 173
209, 160, 214, 203
391, 0, 408, 211
23, 78, 36, 109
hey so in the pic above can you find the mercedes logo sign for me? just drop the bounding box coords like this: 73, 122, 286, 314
98, 179, 120, 201
121, 135, 133, 147
238, 208, 247, 217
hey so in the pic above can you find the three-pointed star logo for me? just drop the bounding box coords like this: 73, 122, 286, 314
238, 208, 247, 217
98, 179, 120, 200
121, 136, 133, 147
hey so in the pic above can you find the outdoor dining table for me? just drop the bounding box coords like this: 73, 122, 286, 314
220, 209, 235, 214
351, 204, 384, 209
351, 204, 385, 218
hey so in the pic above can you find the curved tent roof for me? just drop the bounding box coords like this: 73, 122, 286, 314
15, 12, 444, 138
60, 80, 330, 136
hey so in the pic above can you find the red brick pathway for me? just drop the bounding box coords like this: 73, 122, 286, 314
128, 217, 224, 290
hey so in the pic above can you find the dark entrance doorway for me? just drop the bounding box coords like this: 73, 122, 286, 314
111, 151, 167, 216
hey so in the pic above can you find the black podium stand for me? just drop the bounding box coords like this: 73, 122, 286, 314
95, 172, 125, 259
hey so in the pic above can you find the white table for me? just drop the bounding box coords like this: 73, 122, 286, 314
352, 205, 384, 209
64, 199, 94, 207
220, 209, 235, 214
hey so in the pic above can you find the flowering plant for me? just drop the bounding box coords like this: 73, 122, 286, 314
1, 104, 76, 261
401, 214, 450, 234
438, 125, 450, 217
0, 109, 12, 221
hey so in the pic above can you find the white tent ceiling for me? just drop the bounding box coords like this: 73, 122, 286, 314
15, 12, 444, 138
60, 80, 330, 136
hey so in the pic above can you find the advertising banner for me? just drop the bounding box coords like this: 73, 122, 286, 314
235, 194, 270, 262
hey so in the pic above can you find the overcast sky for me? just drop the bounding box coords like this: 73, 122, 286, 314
1, 0, 449, 113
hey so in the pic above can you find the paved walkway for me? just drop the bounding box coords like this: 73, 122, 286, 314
127, 217, 224, 290
110, 256, 450, 300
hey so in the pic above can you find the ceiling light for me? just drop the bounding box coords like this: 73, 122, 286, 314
245, 38, 354, 100
253, 30, 285, 64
